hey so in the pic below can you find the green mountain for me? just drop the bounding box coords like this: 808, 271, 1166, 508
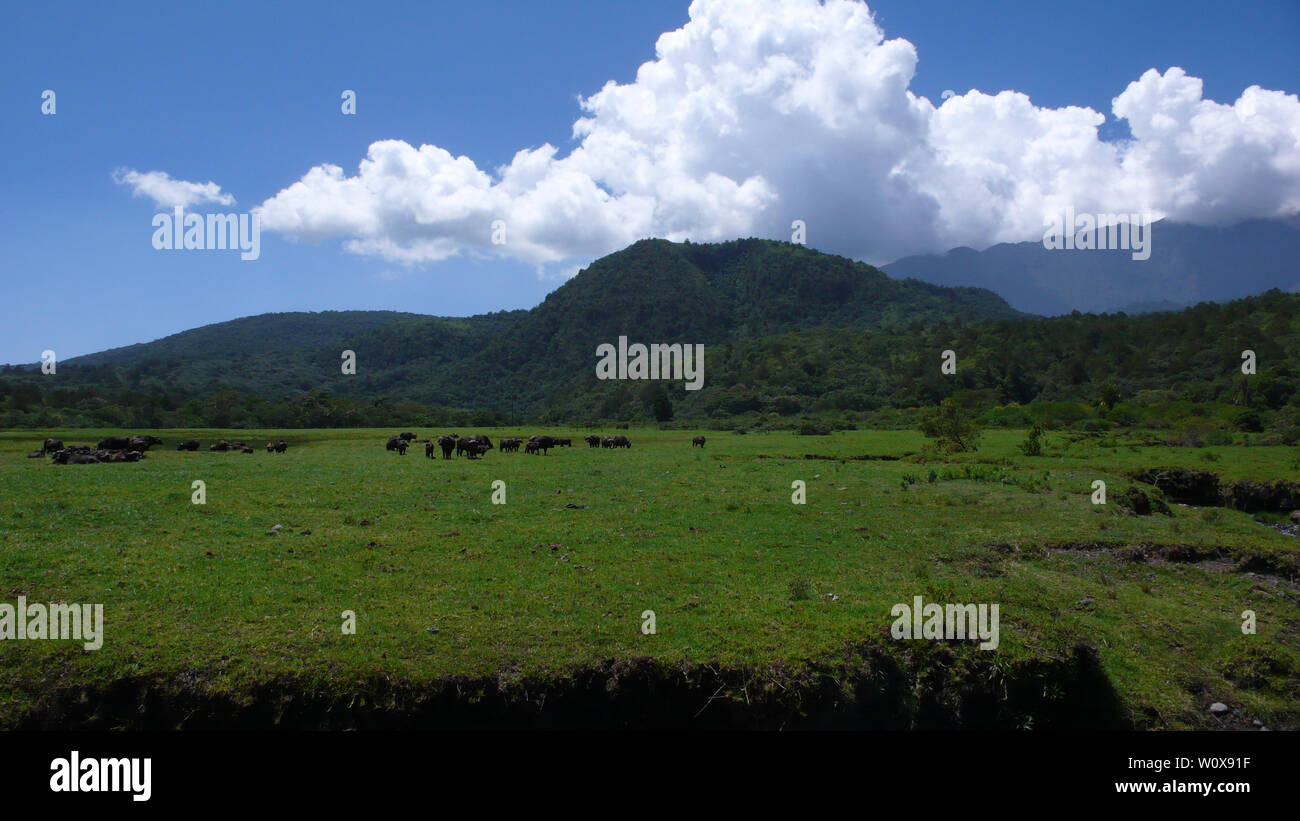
0, 238, 1022, 425
3, 237, 1297, 436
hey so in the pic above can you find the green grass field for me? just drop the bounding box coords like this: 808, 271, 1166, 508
1, 427, 1296, 729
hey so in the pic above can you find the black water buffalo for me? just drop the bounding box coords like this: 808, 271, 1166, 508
461, 441, 487, 459
209, 440, 231, 452
273, 439, 288, 453
43, 438, 64, 454
457, 435, 492, 457
425, 441, 435, 458
97, 436, 132, 451
128, 435, 163, 451
399, 432, 417, 442
386, 436, 408, 455
557, 438, 572, 447
437, 435, 456, 459
177, 439, 200, 451
585, 435, 601, 448
26, 449, 44, 458
611, 435, 631, 448
528, 435, 556, 455
524, 440, 539, 454
692, 435, 706, 448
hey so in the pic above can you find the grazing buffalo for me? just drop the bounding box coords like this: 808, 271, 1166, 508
457, 435, 493, 457
527, 435, 556, 455
524, 440, 539, 454
177, 439, 200, 451
43, 438, 64, 454
425, 441, 435, 458
557, 438, 572, 447
386, 436, 408, 455
692, 435, 706, 448
585, 435, 601, 448
611, 435, 631, 449
26, 449, 44, 458
437, 435, 456, 459
97, 436, 132, 451
461, 441, 487, 459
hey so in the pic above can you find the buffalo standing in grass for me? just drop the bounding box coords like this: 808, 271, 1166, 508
611, 435, 631, 449
97, 436, 132, 451
527, 435, 556, 455
585, 435, 601, 448
692, 436, 706, 448
386, 436, 408, 455
399, 432, 417, 442
273, 439, 288, 453
457, 435, 493, 457
425, 441, 435, 458
437, 435, 456, 459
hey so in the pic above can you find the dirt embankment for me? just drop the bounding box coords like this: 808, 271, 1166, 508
1130, 467, 1300, 513
13, 642, 1128, 731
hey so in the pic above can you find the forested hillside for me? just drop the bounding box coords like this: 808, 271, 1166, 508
1, 239, 1295, 439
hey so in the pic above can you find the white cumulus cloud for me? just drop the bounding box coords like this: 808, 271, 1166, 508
253, 0, 1300, 270
112, 168, 236, 209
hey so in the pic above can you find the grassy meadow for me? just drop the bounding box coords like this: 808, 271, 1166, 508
0, 426, 1296, 729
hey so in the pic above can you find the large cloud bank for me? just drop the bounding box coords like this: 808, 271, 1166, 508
250, 0, 1300, 270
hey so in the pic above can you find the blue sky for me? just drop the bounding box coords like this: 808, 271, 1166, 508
2, 0, 1298, 364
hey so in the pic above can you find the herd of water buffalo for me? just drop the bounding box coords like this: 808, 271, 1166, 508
383, 431, 646, 459
27, 435, 291, 464
26, 431, 707, 464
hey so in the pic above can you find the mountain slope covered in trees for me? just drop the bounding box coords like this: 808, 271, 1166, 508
1, 238, 1296, 437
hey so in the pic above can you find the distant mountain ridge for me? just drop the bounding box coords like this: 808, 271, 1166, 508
3, 238, 1022, 415
882, 217, 1300, 316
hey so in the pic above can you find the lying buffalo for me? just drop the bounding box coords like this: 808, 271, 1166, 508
43, 438, 64, 454
177, 439, 200, 451
50, 446, 145, 465
209, 440, 231, 452
692, 435, 706, 448
26, 449, 44, 458
128, 435, 163, 451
